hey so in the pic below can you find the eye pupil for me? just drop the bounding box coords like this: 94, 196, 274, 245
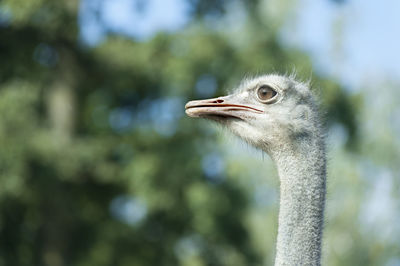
257, 85, 277, 102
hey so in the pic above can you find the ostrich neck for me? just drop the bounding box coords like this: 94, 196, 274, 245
270, 136, 326, 266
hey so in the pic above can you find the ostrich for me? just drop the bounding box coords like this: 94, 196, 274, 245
185, 74, 326, 266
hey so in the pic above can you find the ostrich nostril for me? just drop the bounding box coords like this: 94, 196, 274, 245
213, 99, 224, 103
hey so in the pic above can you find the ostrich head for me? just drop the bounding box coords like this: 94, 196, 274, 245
185, 74, 320, 155
186, 74, 327, 265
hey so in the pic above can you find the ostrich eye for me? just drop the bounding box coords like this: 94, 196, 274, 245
257, 85, 277, 102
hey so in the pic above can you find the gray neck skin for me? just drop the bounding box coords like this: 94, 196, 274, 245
269, 135, 326, 266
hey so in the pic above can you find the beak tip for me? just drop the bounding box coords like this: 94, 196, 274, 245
185, 100, 196, 109
185, 101, 194, 117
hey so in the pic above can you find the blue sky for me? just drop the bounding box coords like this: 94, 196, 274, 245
79, 0, 189, 44
79, 0, 400, 89
284, 0, 400, 89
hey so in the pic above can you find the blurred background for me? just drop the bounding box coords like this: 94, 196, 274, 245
0, 0, 399, 265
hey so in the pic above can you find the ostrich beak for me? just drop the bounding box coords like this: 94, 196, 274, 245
185, 96, 263, 120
